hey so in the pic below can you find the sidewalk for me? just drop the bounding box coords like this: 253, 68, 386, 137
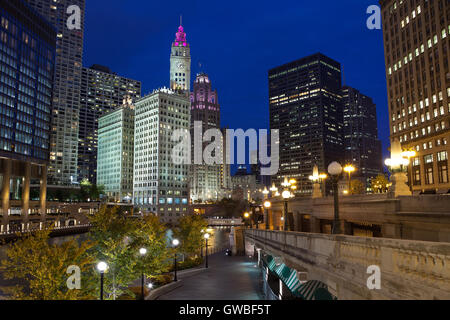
157, 252, 264, 300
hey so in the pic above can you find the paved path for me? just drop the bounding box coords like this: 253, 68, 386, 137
157, 252, 264, 300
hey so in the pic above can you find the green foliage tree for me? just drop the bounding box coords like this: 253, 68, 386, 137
0, 228, 96, 300
89, 206, 171, 300
350, 179, 365, 195
370, 174, 390, 193
174, 215, 208, 257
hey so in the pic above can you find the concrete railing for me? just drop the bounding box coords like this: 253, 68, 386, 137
245, 229, 450, 300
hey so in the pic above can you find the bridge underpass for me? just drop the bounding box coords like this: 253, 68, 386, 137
243, 229, 450, 300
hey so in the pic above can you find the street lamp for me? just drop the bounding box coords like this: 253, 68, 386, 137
172, 238, 180, 281
97, 261, 108, 300
204, 233, 210, 269
402, 149, 417, 193
243, 212, 251, 228
262, 187, 270, 230
281, 190, 291, 231
328, 161, 343, 234
343, 165, 356, 195
139, 248, 147, 300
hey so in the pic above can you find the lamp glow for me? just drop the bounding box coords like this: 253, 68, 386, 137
172, 239, 180, 246
139, 248, 147, 255
97, 261, 108, 273
204, 233, 210, 239
328, 162, 343, 176
263, 200, 272, 208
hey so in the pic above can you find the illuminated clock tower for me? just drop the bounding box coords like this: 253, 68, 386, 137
170, 22, 191, 92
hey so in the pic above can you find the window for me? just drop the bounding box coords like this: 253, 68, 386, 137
424, 154, 434, 185
438, 151, 448, 184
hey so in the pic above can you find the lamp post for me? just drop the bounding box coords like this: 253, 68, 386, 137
139, 248, 147, 300
328, 161, 343, 234
204, 233, 210, 268
200, 229, 204, 258
343, 165, 356, 195
97, 261, 108, 300
243, 212, 251, 228
262, 187, 270, 229
402, 149, 417, 194
263, 200, 271, 230
281, 190, 291, 231
172, 238, 180, 281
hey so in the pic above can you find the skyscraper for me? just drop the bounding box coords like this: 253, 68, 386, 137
97, 97, 135, 202
269, 53, 344, 195
133, 88, 190, 222
133, 23, 191, 223
0, 0, 56, 231
26, 0, 85, 185
380, 0, 449, 193
189, 73, 221, 202
342, 86, 382, 187
78, 64, 141, 183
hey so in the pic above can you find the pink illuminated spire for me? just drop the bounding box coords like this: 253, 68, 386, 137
174, 15, 187, 46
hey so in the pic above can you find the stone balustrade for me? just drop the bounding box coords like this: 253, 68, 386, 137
244, 229, 450, 299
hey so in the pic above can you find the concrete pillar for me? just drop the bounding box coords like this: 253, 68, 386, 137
39, 165, 47, 220
268, 209, 274, 230
310, 216, 321, 233
1, 159, 12, 225
22, 162, 31, 225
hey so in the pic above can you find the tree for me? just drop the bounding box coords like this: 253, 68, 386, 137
350, 180, 365, 195
174, 215, 208, 257
370, 174, 390, 193
0, 228, 96, 300
89, 206, 171, 300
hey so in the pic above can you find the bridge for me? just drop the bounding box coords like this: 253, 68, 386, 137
243, 228, 450, 300
207, 217, 243, 227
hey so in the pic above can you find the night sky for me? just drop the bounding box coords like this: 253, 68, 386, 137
83, 0, 390, 166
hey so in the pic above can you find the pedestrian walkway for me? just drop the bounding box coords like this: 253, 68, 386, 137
157, 252, 264, 300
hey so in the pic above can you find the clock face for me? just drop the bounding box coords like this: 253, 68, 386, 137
177, 62, 185, 69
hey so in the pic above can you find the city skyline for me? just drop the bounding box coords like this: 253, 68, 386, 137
82, 0, 390, 163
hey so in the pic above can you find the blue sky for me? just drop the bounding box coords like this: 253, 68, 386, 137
83, 0, 389, 164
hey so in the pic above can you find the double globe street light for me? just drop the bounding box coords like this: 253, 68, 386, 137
172, 238, 180, 282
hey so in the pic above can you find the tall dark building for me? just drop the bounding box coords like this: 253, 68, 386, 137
0, 0, 56, 230
269, 53, 344, 195
26, 0, 85, 185
342, 86, 383, 186
380, 0, 449, 193
78, 65, 141, 183
189, 73, 221, 202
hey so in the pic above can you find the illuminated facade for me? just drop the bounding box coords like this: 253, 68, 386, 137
170, 24, 191, 92
269, 53, 344, 195
380, 0, 449, 193
342, 86, 382, 188
133, 88, 190, 223
78, 65, 141, 183
97, 97, 134, 202
189, 73, 222, 202
26, 0, 86, 185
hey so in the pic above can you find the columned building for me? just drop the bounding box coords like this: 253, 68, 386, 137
269, 53, 344, 195
342, 86, 383, 188
189, 73, 221, 202
97, 97, 135, 202
380, 0, 449, 193
78, 64, 141, 183
26, 0, 86, 185
0, 0, 56, 233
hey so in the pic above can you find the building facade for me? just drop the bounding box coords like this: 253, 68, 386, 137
380, 0, 449, 193
78, 64, 141, 183
342, 86, 383, 188
133, 88, 190, 223
269, 53, 344, 195
0, 0, 56, 232
26, 0, 85, 185
189, 73, 222, 202
170, 24, 191, 92
97, 97, 135, 202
